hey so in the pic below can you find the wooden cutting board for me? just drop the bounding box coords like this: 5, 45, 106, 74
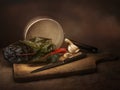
13, 53, 118, 82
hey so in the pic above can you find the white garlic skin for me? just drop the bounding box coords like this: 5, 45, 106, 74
65, 38, 80, 53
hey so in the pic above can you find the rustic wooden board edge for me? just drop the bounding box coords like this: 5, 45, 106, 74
13, 68, 96, 83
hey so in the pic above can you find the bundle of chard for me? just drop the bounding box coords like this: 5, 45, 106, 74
2, 37, 64, 64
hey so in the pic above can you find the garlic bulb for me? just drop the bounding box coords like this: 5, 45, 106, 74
65, 38, 80, 54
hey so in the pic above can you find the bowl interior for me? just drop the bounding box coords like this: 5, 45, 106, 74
24, 18, 64, 48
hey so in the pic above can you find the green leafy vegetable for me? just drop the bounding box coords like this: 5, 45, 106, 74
3, 37, 56, 64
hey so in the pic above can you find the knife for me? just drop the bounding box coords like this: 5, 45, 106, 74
31, 52, 86, 73
65, 36, 98, 53
72, 40, 98, 53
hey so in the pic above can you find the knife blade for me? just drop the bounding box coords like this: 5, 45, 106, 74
31, 52, 86, 73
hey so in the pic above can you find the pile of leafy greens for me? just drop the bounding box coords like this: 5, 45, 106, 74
3, 37, 56, 64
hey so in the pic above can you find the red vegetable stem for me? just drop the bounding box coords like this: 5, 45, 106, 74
50, 48, 67, 55
16, 52, 36, 56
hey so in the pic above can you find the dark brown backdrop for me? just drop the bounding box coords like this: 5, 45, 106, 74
1, 0, 120, 52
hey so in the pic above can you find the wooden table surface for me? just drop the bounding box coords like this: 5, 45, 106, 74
0, 49, 120, 90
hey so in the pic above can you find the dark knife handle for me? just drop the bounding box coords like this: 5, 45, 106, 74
72, 40, 98, 53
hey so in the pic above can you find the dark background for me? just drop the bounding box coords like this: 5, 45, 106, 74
1, 0, 120, 52
0, 0, 120, 90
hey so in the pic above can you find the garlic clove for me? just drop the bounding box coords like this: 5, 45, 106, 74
65, 38, 80, 54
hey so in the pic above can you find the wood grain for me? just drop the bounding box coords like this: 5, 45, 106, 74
13, 53, 118, 82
